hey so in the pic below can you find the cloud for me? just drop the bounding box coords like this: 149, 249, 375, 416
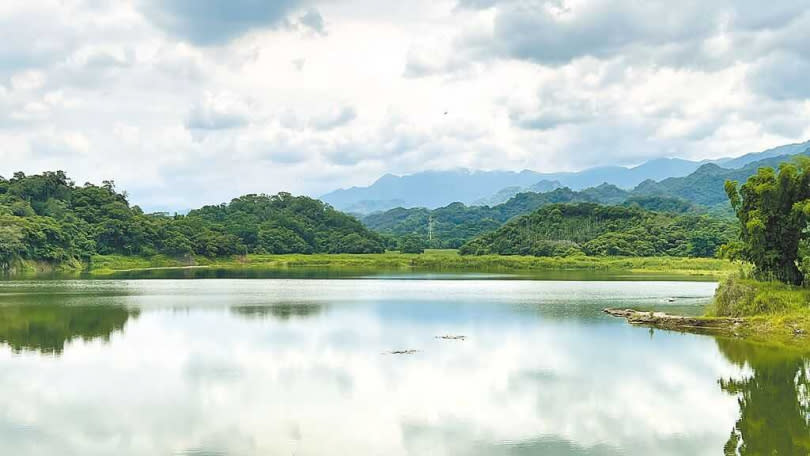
309, 106, 357, 130
28, 131, 90, 158
298, 9, 327, 36
139, 0, 306, 45
455, 0, 810, 68
1, 0, 809, 212
185, 92, 251, 131
747, 52, 810, 101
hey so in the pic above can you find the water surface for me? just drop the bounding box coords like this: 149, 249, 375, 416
0, 279, 807, 455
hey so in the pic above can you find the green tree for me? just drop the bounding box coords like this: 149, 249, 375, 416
725, 158, 810, 285
399, 234, 426, 254
0, 221, 25, 271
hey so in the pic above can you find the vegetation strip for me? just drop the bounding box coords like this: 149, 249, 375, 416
81, 252, 738, 277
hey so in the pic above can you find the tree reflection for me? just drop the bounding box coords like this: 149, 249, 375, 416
231, 303, 325, 321
0, 304, 139, 355
716, 338, 810, 454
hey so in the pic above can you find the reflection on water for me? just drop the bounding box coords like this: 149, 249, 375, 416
13, 267, 720, 282
0, 304, 139, 354
0, 278, 804, 455
231, 303, 326, 320
717, 339, 810, 455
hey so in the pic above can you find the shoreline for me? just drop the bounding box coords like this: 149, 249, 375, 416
604, 307, 810, 351
83, 251, 739, 277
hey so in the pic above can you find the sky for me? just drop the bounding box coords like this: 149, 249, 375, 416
1, 0, 809, 211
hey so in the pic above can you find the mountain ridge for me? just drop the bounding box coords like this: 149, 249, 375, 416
321, 140, 810, 213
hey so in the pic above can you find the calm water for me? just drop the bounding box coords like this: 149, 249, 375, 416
0, 278, 807, 455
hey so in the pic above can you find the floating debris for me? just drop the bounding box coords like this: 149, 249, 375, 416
384, 349, 420, 355
436, 335, 466, 340
604, 308, 742, 331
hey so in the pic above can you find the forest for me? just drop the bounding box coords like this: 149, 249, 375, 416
362, 185, 698, 249
0, 171, 385, 271
1, 155, 803, 273
458, 203, 736, 258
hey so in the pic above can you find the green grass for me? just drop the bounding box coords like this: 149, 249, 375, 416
709, 276, 810, 317
88, 254, 209, 275
698, 275, 810, 351
86, 250, 739, 277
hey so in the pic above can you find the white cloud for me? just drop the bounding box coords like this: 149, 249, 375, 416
185, 92, 252, 131
0, 0, 808, 210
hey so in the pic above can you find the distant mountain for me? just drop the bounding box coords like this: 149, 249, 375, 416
322, 170, 545, 213
632, 149, 810, 208
540, 157, 705, 191
458, 203, 736, 258
362, 184, 669, 248
322, 140, 809, 213
472, 180, 561, 206
363, 147, 810, 250
712, 140, 810, 169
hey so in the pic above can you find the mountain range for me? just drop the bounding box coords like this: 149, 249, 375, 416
361, 146, 810, 248
321, 140, 810, 213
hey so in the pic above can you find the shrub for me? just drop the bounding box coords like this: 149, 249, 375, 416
711, 275, 809, 317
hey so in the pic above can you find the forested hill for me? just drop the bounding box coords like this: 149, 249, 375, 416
362, 185, 695, 248
459, 203, 736, 258
323, 140, 810, 213
633, 151, 809, 207
0, 171, 384, 271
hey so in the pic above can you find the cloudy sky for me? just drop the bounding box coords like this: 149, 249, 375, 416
1, 0, 809, 211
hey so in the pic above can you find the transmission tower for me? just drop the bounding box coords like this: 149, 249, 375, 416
428, 215, 435, 243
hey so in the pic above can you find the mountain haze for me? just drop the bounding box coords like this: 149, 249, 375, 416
321, 141, 810, 213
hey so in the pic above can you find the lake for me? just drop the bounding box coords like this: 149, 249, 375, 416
0, 277, 807, 455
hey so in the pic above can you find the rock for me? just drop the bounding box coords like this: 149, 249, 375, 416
603, 307, 741, 332
436, 335, 466, 340
385, 349, 420, 355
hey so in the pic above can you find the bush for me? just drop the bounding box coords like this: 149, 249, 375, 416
710, 275, 809, 317
399, 234, 426, 254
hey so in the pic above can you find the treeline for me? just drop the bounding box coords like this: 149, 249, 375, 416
0, 171, 384, 271
363, 185, 698, 249
364, 151, 810, 250
459, 203, 736, 258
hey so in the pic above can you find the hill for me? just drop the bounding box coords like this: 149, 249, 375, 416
632, 150, 810, 208
459, 203, 736, 258
361, 185, 694, 248
322, 140, 810, 213
0, 171, 384, 271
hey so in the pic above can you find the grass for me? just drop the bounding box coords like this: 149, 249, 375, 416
85, 250, 740, 278
607, 275, 810, 351
709, 276, 810, 317
700, 275, 810, 350
88, 254, 206, 274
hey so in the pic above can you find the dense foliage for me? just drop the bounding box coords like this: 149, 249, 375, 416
634, 151, 809, 211
0, 171, 384, 271
459, 203, 736, 258
364, 184, 699, 248
725, 158, 810, 285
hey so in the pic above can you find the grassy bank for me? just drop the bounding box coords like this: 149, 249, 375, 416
5, 258, 85, 275
708, 276, 810, 349
84, 250, 739, 277
608, 275, 810, 350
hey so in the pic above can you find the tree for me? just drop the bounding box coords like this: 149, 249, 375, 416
725, 158, 810, 285
0, 222, 25, 271
399, 234, 426, 254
